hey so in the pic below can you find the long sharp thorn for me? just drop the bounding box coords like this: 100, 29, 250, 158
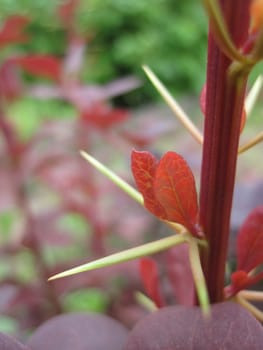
142, 65, 203, 145
48, 233, 188, 281
80, 151, 143, 205
239, 131, 263, 153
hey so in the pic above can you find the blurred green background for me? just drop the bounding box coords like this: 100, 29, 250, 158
0, 0, 207, 106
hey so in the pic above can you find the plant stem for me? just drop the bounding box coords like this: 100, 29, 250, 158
199, 0, 250, 303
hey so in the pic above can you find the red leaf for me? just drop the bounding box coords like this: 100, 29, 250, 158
0, 16, 29, 47
58, 0, 79, 25
166, 244, 194, 306
80, 103, 128, 129
121, 131, 153, 148
122, 121, 173, 148
237, 206, 263, 272
225, 269, 263, 298
154, 152, 200, 235
131, 150, 166, 219
12, 55, 61, 80
226, 270, 250, 297
139, 258, 164, 308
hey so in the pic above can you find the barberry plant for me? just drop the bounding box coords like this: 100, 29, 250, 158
0, 0, 148, 331
50, 0, 263, 322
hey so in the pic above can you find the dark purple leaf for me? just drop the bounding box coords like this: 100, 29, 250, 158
0, 332, 29, 350
125, 302, 263, 350
27, 312, 128, 350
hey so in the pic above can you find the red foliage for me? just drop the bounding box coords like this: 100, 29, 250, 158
0, 61, 22, 102
131, 150, 201, 236
0, 3, 146, 332
80, 103, 128, 129
1, 0, 262, 338
237, 206, 263, 272
154, 152, 200, 235
226, 269, 263, 297
225, 270, 251, 297
11, 55, 62, 81
122, 119, 173, 151
139, 258, 164, 308
0, 16, 29, 47
225, 206, 263, 297
58, 0, 79, 26
131, 150, 166, 219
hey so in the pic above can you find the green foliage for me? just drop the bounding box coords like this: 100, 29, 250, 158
43, 213, 91, 267
80, 0, 207, 104
0, 0, 61, 23
0, 0, 207, 105
0, 316, 18, 335
8, 98, 76, 141
0, 211, 14, 243
57, 213, 89, 237
0, 247, 37, 282
62, 288, 109, 313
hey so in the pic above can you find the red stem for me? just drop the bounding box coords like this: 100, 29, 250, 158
199, 0, 250, 303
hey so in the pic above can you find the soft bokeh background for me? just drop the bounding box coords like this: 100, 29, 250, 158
0, 0, 262, 340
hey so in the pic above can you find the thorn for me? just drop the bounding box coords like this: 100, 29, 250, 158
245, 75, 263, 116
142, 65, 203, 145
239, 130, 263, 153
80, 150, 143, 205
